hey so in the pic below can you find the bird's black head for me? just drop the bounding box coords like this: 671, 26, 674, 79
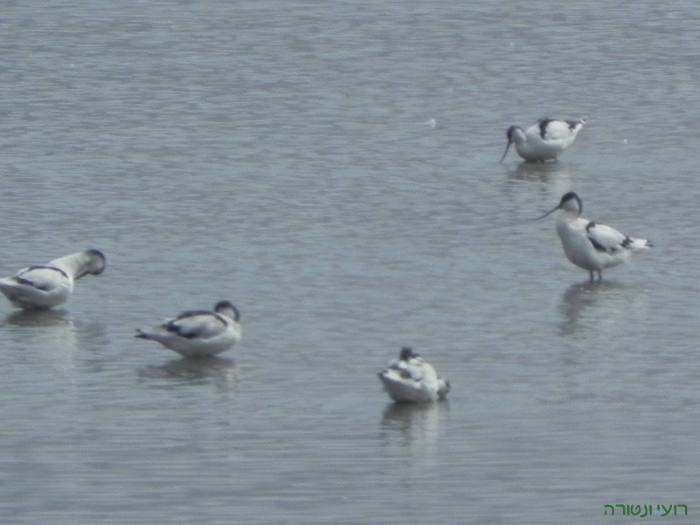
535, 191, 583, 220
558, 192, 582, 213
500, 126, 521, 162
214, 300, 240, 321
399, 347, 417, 361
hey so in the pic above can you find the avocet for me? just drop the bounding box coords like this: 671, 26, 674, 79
0, 249, 106, 309
537, 192, 652, 280
136, 300, 242, 358
378, 347, 449, 403
500, 117, 586, 162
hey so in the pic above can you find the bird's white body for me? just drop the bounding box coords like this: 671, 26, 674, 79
540, 192, 652, 280
501, 118, 586, 162
0, 249, 106, 309
136, 301, 242, 358
378, 348, 449, 403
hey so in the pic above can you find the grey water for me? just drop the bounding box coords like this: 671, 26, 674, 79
0, 1, 699, 523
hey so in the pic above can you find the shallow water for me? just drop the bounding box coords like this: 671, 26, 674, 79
0, 1, 699, 523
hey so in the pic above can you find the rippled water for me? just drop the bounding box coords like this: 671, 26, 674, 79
0, 1, 699, 524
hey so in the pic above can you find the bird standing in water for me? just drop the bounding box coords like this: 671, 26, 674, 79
136, 300, 242, 358
500, 117, 586, 162
0, 249, 106, 309
537, 192, 653, 280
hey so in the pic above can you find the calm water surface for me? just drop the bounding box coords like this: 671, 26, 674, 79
0, 1, 699, 524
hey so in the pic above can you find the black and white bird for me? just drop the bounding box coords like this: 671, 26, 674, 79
500, 117, 586, 162
537, 192, 653, 280
136, 301, 242, 358
0, 249, 106, 309
378, 347, 450, 403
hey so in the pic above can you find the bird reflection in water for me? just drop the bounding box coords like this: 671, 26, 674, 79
380, 401, 449, 459
559, 280, 648, 337
4, 308, 73, 327
2, 309, 81, 374
505, 161, 578, 184
139, 356, 240, 391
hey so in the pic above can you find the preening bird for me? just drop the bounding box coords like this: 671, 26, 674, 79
0, 249, 106, 309
136, 300, 242, 358
378, 347, 450, 403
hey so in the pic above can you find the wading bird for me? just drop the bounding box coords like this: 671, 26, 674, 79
537, 192, 652, 280
500, 117, 586, 162
0, 249, 106, 309
136, 300, 242, 358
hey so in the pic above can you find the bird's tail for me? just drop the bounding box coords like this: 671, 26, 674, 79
571, 116, 587, 130
626, 237, 653, 251
135, 329, 151, 339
